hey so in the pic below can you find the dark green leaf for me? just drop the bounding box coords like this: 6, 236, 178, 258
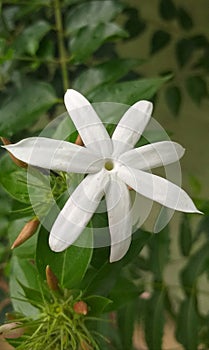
175, 38, 194, 67
121, 229, 151, 265
85, 295, 112, 316
144, 290, 165, 350
10, 256, 40, 317
148, 228, 170, 280
124, 7, 146, 37
36, 225, 93, 289
0, 154, 30, 203
85, 261, 123, 296
176, 296, 198, 350
0, 81, 57, 137
165, 85, 182, 116
185, 75, 208, 105
108, 277, 139, 310
17, 282, 44, 305
150, 30, 171, 54
181, 242, 209, 292
179, 214, 193, 256
117, 300, 137, 350
14, 20, 51, 56
66, 0, 124, 33
89, 76, 171, 104
159, 0, 176, 20
70, 23, 128, 62
177, 7, 193, 31
73, 58, 142, 95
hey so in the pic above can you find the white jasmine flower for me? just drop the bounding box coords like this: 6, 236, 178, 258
3, 90, 201, 262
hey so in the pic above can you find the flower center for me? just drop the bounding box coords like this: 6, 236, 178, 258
104, 160, 114, 171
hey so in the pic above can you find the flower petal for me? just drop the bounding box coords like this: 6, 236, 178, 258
105, 177, 132, 262
119, 141, 185, 170
49, 170, 109, 252
112, 100, 153, 156
3, 137, 104, 173
64, 89, 112, 157
117, 166, 201, 213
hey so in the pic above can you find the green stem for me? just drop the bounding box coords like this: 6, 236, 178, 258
54, 0, 69, 92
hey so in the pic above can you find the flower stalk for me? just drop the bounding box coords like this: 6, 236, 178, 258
54, 0, 69, 92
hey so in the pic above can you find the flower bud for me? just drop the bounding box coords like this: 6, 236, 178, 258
73, 301, 88, 315
1, 137, 28, 168
46, 265, 59, 291
75, 134, 84, 146
0, 322, 24, 339
11, 218, 39, 249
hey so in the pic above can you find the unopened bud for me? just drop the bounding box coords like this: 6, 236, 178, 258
11, 218, 39, 249
75, 134, 84, 146
140, 291, 151, 300
0, 322, 24, 339
1, 137, 27, 168
73, 301, 88, 315
46, 265, 59, 291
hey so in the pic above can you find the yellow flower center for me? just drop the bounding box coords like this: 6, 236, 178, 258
104, 160, 114, 171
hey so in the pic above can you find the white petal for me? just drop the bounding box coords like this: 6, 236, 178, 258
112, 100, 153, 156
64, 89, 112, 157
49, 170, 109, 252
3, 137, 104, 173
105, 177, 132, 262
119, 141, 185, 170
117, 166, 201, 213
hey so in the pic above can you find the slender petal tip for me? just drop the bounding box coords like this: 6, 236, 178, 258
134, 100, 153, 115
49, 234, 69, 252
64, 89, 89, 110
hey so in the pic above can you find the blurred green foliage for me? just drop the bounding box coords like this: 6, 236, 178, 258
0, 0, 208, 349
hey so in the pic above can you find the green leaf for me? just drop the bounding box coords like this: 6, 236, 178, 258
85, 261, 123, 296
177, 7, 193, 31
181, 242, 209, 292
0, 154, 30, 203
36, 226, 93, 289
14, 20, 51, 56
185, 75, 208, 105
73, 58, 142, 95
150, 30, 171, 54
148, 228, 170, 281
66, 0, 124, 33
88, 76, 170, 104
0, 81, 57, 137
175, 38, 194, 67
108, 277, 139, 310
70, 22, 128, 62
179, 214, 193, 256
10, 256, 40, 317
117, 300, 137, 350
144, 290, 165, 350
85, 295, 112, 316
165, 85, 182, 116
176, 296, 198, 350
159, 0, 177, 20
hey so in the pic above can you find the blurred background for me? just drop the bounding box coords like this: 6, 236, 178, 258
0, 0, 208, 349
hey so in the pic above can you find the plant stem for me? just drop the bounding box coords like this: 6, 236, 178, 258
54, 0, 69, 92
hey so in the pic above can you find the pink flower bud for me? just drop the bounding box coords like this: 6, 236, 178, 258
73, 301, 88, 315
0, 323, 24, 339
